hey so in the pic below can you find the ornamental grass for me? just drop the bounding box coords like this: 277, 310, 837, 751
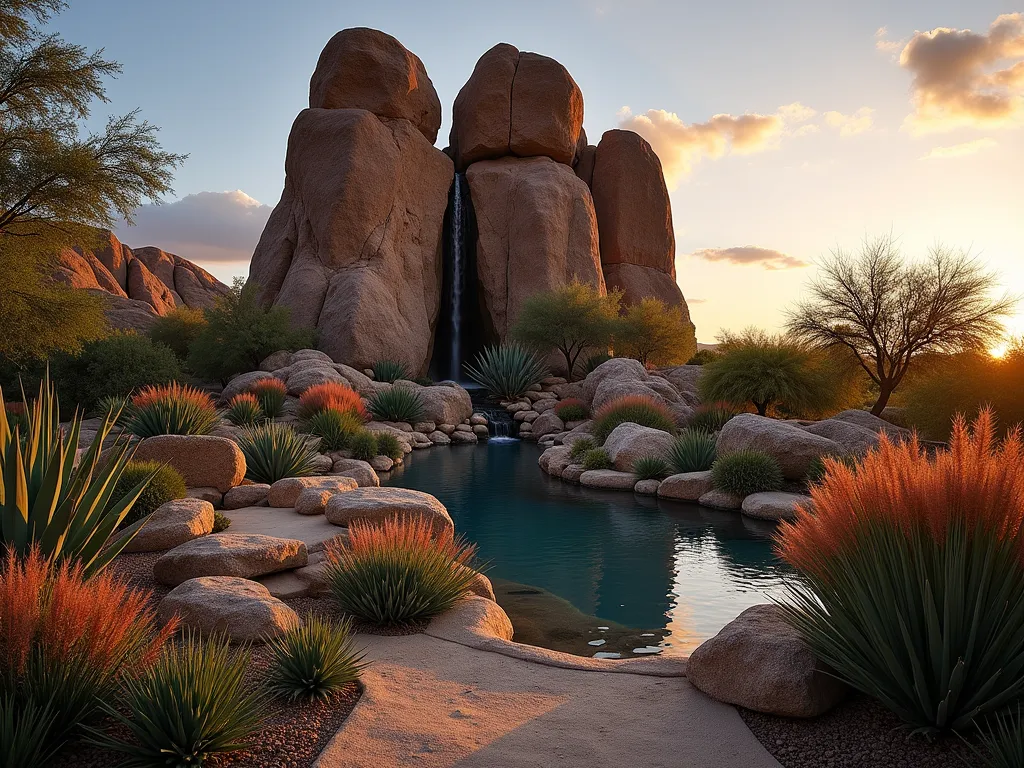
237, 422, 320, 484
776, 410, 1024, 734
266, 616, 366, 702
127, 382, 220, 437
554, 398, 589, 422
669, 429, 717, 473
225, 392, 264, 426
592, 395, 676, 442
248, 377, 287, 418
297, 382, 368, 423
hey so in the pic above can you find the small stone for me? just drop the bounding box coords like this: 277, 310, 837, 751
223, 483, 271, 509
594, 652, 622, 659
597, 626, 609, 630
472, 424, 489, 436
470, 414, 488, 426
428, 430, 451, 445
413, 421, 437, 433
632, 646, 664, 655
370, 455, 394, 472
588, 639, 606, 646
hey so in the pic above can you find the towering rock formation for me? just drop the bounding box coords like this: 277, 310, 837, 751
249, 28, 451, 375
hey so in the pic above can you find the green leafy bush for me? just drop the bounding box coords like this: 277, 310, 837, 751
325, 518, 479, 625
249, 378, 287, 419
90, 631, 268, 765
212, 511, 231, 533
688, 402, 737, 434
669, 429, 717, 473
148, 306, 208, 363
368, 386, 425, 423
614, 296, 697, 367
306, 409, 365, 452
711, 450, 783, 495
237, 422, 320, 484
582, 448, 613, 471
113, 460, 187, 528
266, 616, 366, 702
592, 395, 676, 442
967, 706, 1024, 768
554, 398, 588, 422
568, 436, 597, 462
52, 332, 182, 412
225, 393, 264, 426
375, 432, 404, 461
687, 348, 721, 365
127, 382, 221, 438
350, 430, 379, 462
464, 343, 549, 401
371, 360, 409, 383
188, 278, 313, 382
633, 455, 669, 480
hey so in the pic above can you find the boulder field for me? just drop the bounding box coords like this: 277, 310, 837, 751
247, 28, 695, 375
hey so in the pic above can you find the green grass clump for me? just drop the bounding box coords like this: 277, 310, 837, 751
711, 450, 783, 496
568, 436, 597, 463
967, 706, 1024, 768
113, 460, 187, 528
89, 632, 268, 766
669, 429, 717, 474
375, 432, 404, 461
237, 422, 320, 484
225, 393, 264, 426
212, 511, 231, 532
688, 402, 737, 434
350, 430, 379, 462
633, 455, 669, 480
464, 343, 549, 401
249, 378, 287, 419
371, 360, 409, 383
582, 448, 613, 471
592, 395, 676, 442
554, 398, 588, 422
368, 387, 425, 423
306, 409, 365, 452
266, 616, 366, 702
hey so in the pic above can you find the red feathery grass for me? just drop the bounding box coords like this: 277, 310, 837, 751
592, 394, 676, 441
778, 409, 1024, 577
331, 516, 473, 562
228, 392, 260, 408
249, 378, 287, 396
554, 397, 589, 420
297, 382, 368, 422
132, 381, 216, 412
248, 377, 288, 418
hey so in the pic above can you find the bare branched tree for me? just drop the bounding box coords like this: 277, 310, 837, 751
786, 234, 1017, 415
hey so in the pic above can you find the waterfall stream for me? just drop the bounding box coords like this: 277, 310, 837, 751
447, 173, 466, 382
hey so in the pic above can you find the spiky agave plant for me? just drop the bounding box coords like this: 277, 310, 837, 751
776, 410, 1024, 734
265, 616, 366, 702
127, 382, 220, 437
248, 377, 287, 419
368, 386, 425, 424
371, 360, 409, 384
668, 429, 717, 473
592, 395, 676, 442
633, 455, 669, 480
463, 343, 549, 401
237, 422, 320, 484
0, 371, 156, 574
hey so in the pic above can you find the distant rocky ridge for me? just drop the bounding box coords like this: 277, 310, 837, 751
53, 228, 230, 330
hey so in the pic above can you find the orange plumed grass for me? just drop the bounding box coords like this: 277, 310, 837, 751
324, 517, 480, 625
128, 382, 220, 437
592, 394, 676, 441
0, 548, 176, 748
249, 377, 288, 418
226, 392, 264, 426
297, 382, 369, 423
775, 409, 1024, 733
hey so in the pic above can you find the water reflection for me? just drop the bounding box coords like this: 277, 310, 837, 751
384, 440, 796, 656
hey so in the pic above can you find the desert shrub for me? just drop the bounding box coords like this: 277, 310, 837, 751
464, 343, 549, 401
297, 381, 368, 422
90, 631, 267, 765
1, 372, 157, 573
325, 517, 479, 625
127, 382, 220, 437
805, 453, 860, 485
249, 377, 287, 419
237, 422, 320, 484
52, 332, 182, 412
266, 616, 366, 702
350, 430, 379, 462
688, 402, 737, 434
187, 278, 313, 382
592, 395, 676, 442
0, 694, 55, 767
113, 460, 187, 528
614, 297, 697, 367
776, 412, 1024, 733
711, 450, 783, 495
212, 511, 231, 533
582, 352, 612, 376
582, 448, 613, 471
669, 429, 717, 474
554, 398, 588, 421
225, 392, 264, 426
372, 360, 409, 383
633, 455, 669, 480
368, 386, 425, 423
0, 550, 175, 755
375, 432, 404, 461
967, 706, 1024, 768
568, 436, 597, 462
148, 306, 208, 363
306, 409, 365, 452
687, 348, 721, 365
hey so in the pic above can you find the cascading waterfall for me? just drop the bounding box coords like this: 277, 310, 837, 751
447, 173, 466, 382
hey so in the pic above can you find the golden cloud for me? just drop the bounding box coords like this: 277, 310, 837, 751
823, 107, 875, 136
690, 246, 809, 270
919, 137, 998, 160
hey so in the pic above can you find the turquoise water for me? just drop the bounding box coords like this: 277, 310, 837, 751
383, 439, 796, 657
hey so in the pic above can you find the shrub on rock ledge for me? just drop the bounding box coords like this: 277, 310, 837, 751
371, 360, 409, 383
464, 343, 548, 401
369, 386, 425, 423
568, 436, 597, 462
375, 432, 404, 461
555, 397, 589, 421
592, 394, 675, 442
297, 381, 368, 423
669, 429, 717, 474
128, 382, 220, 438
688, 402, 737, 434
349, 430, 379, 462
113, 460, 187, 528
711, 450, 783, 496
237, 422, 320, 484
248, 377, 287, 419
225, 392, 264, 426
633, 455, 669, 480
777, 411, 1024, 733
582, 447, 613, 471
306, 409, 365, 451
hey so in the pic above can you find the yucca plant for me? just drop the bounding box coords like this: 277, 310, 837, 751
375, 432, 404, 462
248, 378, 287, 419
89, 631, 268, 766
633, 455, 669, 480
669, 429, 718, 473
0, 694, 55, 767
127, 382, 220, 438
325, 517, 480, 625
688, 401, 737, 434
112, 460, 187, 528
464, 343, 549, 401
1, 372, 156, 574
966, 706, 1024, 767
582, 448, 613, 471
776, 411, 1024, 734
371, 360, 409, 384
297, 382, 368, 422
568, 436, 597, 463
350, 430, 379, 462
237, 422, 320, 484
225, 392, 264, 426
266, 616, 366, 702
592, 395, 676, 442
711, 450, 783, 495
306, 408, 365, 452
368, 386, 425, 423
554, 398, 589, 422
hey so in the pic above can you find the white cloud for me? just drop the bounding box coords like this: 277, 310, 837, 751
823, 107, 875, 136
690, 246, 809, 270
115, 190, 272, 264
875, 26, 904, 54
919, 137, 998, 160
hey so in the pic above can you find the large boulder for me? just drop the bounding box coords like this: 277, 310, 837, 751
267, 476, 359, 508
717, 414, 843, 480
397, 382, 473, 425
158, 577, 299, 642
449, 44, 584, 169
831, 409, 911, 440
687, 604, 848, 718
657, 471, 713, 501
802, 419, 880, 457
538, 446, 573, 477
308, 28, 442, 143
119, 498, 214, 553
579, 469, 637, 490
153, 533, 308, 586
530, 411, 565, 439
602, 422, 676, 472
248, 107, 452, 376
132, 435, 246, 493
223, 483, 271, 510
580, 357, 688, 416
466, 156, 603, 342
741, 492, 810, 522
324, 487, 454, 537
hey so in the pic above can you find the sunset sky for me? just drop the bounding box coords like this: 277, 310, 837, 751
56, 1, 1024, 343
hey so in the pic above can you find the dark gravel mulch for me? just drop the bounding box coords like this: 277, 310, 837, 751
741, 694, 978, 768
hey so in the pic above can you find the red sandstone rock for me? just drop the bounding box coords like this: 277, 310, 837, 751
449, 43, 518, 169
127, 257, 177, 315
